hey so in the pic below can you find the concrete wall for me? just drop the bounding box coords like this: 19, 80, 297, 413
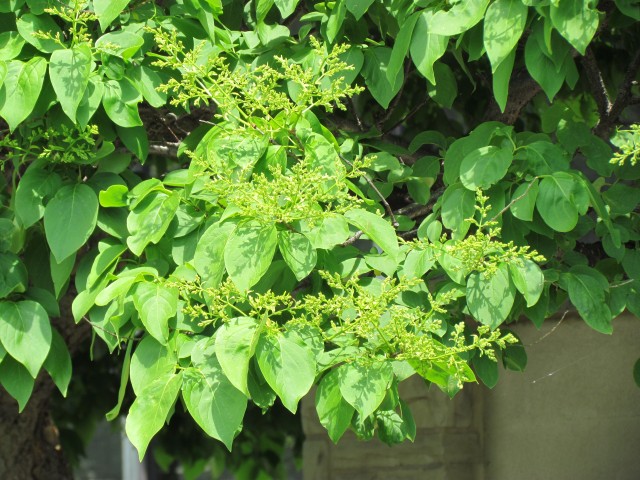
302, 313, 640, 480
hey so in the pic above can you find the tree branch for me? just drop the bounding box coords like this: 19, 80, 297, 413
582, 46, 612, 120
595, 49, 640, 137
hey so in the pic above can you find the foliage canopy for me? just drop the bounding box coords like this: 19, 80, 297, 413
1, 0, 640, 476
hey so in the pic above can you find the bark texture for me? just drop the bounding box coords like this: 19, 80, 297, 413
0, 295, 90, 480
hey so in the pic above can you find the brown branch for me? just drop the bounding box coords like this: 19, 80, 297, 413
595, 49, 640, 137
148, 142, 180, 158
582, 46, 612, 120
483, 68, 542, 125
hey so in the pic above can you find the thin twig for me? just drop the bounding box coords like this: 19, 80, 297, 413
339, 153, 398, 227
489, 177, 539, 223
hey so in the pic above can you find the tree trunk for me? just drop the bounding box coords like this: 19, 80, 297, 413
0, 377, 73, 480
0, 295, 91, 480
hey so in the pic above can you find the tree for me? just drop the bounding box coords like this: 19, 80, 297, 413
1, 0, 639, 477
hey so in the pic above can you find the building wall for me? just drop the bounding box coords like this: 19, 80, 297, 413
302, 314, 640, 480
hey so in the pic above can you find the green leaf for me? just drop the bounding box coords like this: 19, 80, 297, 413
362, 47, 403, 108
403, 247, 435, 279
550, 0, 599, 55
256, 331, 316, 413
492, 47, 516, 112
387, 12, 420, 84
428, 0, 490, 36
0, 32, 26, 61
302, 214, 351, 249
125, 371, 182, 460
441, 183, 475, 238
76, 75, 104, 128
14, 164, 62, 228
0, 356, 35, 412
50, 251, 75, 299
0, 300, 52, 378
427, 63, 457, 108
16, 13, 63, 53
215, 316, 260, 396
48, 44, 92, 123
193, 221, 235, 287
410, 11, 448, 85
345, 0, 374, 20
518, 141, 570, 174
43, 329, 72, 397
467, 264, 516, 329
106, 340, 133, 421
510, 180, 539, 221
183, 341, 247, 450
525, 34, 565, 102
127, 191, 180, 256
0, 253, 27, 298
224, 222, 278, 292
44, 184, 99, 263
278, 231, 317, 281
103, 78, 143, 127
95, 30, 144, 60
316, 369, 355, 443
338, 360, 393, 419
536, 172, 582, 232
633, 358, 640, 388
94, 0, 130, 30
0, 57, 47, 131
509, 259, 544, 307
274, 0, 300, 18
483, 0, 528, 72
344, 208, 399, 261
133, 282, 179, 345
130, 335, 177, 396
472, 353, 499, 389
566, 266, 612, 334
459, 146, 513, 190
130, 65, 167, 108
116, 125, 148, 162
325, 0, 347, 43
616, 0, 640, 20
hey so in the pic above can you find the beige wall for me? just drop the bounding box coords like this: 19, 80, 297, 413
302, 314, 640, 480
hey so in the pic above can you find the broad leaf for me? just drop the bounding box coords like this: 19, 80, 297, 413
183, 340, 247, 450
278, 231, 317, 281
509, 259, 544, 307
566, 266, 612, 334
130, 335, 177, 396
316, 369, 354, 443
125, 371, 182, 460
536, 172, 584, 232
344, 209, 399, 261
483, 0, 527, 72
132, 282, 179, 345
127, 191, 180, 256
550, 0, 599, 55
43, 329, 72, 397
224, 222, 278, 292
410, 11, 448, 84
0, 57, 47, 131
94, 0, 131, 30
193, 221, 235, 287
0, 300, 52, 378
428, 0, 489, 36
215, 316, 260, 396
48, 44, 92, 123
459, 145, 513, 190
338, 360, 393, 419
256, 331, 316, 413
44, 184, 99, 263
467, 264, 516, 329
0, 356, 35, 412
